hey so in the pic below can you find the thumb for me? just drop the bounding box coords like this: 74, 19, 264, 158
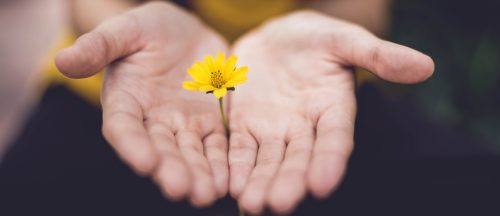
335, 26, 435, 84
55, 15, 143, 79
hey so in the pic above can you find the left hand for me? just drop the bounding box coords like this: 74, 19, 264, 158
228, 10, 434, 214
56, 2, 230, 207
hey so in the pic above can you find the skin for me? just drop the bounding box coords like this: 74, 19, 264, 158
56, 2, 230, 207
229, 11, 434, 214
56, 2, 435, 215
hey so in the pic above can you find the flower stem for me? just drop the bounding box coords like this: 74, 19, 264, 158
239, 206, 245, 216
218, 97, 229, 136
218, 98, 244, 216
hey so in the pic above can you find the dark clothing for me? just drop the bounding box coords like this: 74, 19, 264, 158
1, 85, 498, 216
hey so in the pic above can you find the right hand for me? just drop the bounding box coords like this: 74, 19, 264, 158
56, 2, 229, 207
227, 10, 434, 214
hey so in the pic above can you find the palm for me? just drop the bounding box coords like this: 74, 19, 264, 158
229, 14, 355, 214
57, 2, 230, 207
228, 11, 433, 214
103, 40, 228, 205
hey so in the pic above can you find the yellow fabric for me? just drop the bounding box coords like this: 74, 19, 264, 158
43, 33, 103, 106
193, 0, 298, 42
355, 68, 377, 86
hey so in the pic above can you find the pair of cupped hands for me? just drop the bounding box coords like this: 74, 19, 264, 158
55, 2, 433, 215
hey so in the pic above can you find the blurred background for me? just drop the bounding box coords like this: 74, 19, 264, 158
0, 0, 499, 215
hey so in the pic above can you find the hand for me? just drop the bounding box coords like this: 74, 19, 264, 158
56, 2, 229, 207
228, 10, 434, 214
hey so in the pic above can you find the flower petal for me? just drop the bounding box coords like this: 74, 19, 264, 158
199, 85, 216, 91
223, 55, 237, 80
228, 66, 248, 80
204, 55, 216, 72
183, 81, 203, 91
225, 77, 248, 87
187, 67, 210, 84
213, 87, 227, 99
195, 62, 210, 74
215, 53, 225, 71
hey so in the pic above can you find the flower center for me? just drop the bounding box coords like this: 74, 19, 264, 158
210, 70, 224, 88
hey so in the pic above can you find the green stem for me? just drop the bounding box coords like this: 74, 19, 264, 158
218, 97, 229, 137
218, 97, 244, 216
239, 206, 245, 216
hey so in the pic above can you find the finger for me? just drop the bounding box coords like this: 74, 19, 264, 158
239, 137, 286, 215
147, 122, 191, 200
101, 90, 159, 176
228, 132, 258, 198
177, 131, 218, 207
307, 94, 356, 199
55, 13, 143, 78
334, 24, 434, 84
267, 127, 314, 214
203, 132, 229, 198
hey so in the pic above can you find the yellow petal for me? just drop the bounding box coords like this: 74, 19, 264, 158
229, 72, 248, 82
225, 77, 248, 87
187, 67, 210, 84
199, 85, 216, 91
183, 81, 203, 91
204, 55, 216, 72
228, 66, 248, 80
195, 62, 210, 75
223, 55, 237, 80
215, 53, 225, 71
213, 88, 227, 99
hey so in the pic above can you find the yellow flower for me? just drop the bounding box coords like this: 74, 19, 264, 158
183, 53, 248, 98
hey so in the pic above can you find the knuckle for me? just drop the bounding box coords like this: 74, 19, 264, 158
371, 42, 384, 71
